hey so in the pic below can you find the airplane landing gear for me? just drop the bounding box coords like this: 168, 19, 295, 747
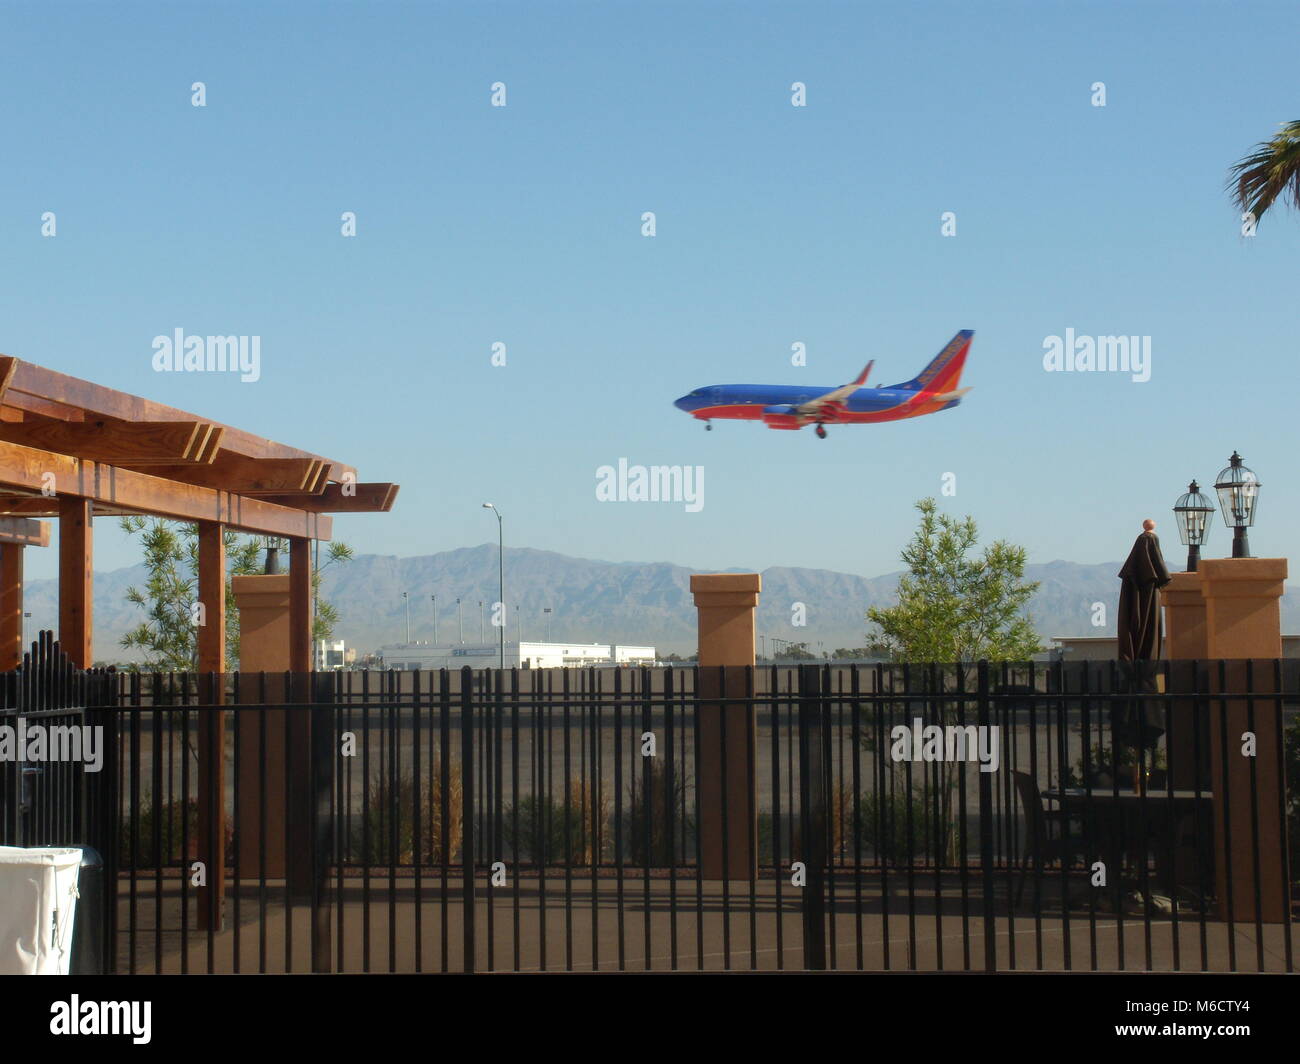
705, 421, 713, 431
815, 424, 827, 439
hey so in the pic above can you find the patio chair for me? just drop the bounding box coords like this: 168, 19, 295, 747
1010, 771, 1091, 908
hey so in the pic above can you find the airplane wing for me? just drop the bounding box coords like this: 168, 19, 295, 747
794, 360, 873, 418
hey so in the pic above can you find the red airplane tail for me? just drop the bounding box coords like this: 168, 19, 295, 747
898, 330, 974, 394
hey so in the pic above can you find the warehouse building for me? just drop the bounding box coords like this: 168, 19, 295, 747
376, 641, 657, 670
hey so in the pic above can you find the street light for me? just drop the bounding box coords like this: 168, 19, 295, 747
543, 607, 552, 643
1172, 479, 1214, 572
482, 503, 505, 669
402, 591, 410, 644
1214, 451, 1260, 559
456, 597, 463, 644
431, 595, 437, 645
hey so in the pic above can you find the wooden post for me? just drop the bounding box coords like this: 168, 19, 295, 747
286, 537, 315, 899
0, 543, 24, 669
288, 536, 313, 673
196, 521, 226, 931
691, 573, 760, 880
58, 497, 93, 667
1199, 558, 1288, 923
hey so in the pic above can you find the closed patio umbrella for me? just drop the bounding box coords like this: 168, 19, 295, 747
1114, 520, 1172, 778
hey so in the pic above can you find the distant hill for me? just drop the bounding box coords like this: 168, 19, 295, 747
23, 545, 1300, 663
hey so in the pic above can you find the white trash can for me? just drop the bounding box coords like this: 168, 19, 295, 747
0, 846, 83, 975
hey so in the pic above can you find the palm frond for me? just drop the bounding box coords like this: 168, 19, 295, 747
1228, 120, 1300, 223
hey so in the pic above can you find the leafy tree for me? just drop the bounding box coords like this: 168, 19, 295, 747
119, 517, 352, 671
865, 498, 1041, 864
1229, 120, 1300, 228
867, 498, 1042, 665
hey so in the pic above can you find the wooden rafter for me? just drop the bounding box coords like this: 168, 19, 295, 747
0, 438, 333, 539
123, 454, 329, 494
253, 482, 399, 512
0, 516, 50, 547
0, 419, 225, 466
0, 357, 355, 481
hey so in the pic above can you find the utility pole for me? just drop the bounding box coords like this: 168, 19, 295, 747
402, 591, 410, 644
431, 594, 437, 645
482, 503, 505, 670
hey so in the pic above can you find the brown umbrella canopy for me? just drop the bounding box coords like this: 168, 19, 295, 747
1112, 525, 1175, 749
1117, 529, 1172, 661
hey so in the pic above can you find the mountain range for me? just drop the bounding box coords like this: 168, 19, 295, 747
19, 544, 1300, 663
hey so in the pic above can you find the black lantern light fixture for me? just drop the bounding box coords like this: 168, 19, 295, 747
263, 535, 283, 574
1214, 451, 1260, 559
1172, 479, 1214, 572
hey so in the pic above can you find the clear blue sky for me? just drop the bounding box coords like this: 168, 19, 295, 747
2, 0, 1296, 583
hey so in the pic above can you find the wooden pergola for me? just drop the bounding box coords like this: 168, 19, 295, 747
0, 356, 398, 670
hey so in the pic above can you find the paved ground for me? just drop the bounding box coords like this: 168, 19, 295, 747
111, 870, 1296, 974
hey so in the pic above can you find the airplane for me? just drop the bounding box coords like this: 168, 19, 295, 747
673, 329, 974, 438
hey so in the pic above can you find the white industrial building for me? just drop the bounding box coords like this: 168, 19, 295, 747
376, 641, 657, 670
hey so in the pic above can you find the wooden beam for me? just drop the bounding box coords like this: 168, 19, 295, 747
6, 360, 353, 477
0, 543, 24, 669
0, 357, 17, 404
254, 482, 399, 513
0, 439, 333, 540
0, 419, 223, 466
58, 497, 92, 667
2, 390, 86, 422
130, 455, 325, 494
0, 516, 50, 547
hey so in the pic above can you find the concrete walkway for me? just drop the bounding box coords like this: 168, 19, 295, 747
111, 870, 1295, 974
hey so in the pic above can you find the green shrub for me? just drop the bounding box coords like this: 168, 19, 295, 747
505, 778, 609, 865
624, 759, 691, 867
118, 793, 233, 869
347, 764, 463, 865
856, 788, 938, 863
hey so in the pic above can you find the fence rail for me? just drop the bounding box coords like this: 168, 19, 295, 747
4, 656, 1297, 973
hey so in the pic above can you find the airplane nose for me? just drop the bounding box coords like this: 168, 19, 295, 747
674, 395, 692, 411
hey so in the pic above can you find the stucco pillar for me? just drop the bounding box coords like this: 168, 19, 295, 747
691, 573, 760, 881
1161, 571, 1209, 792
232, 573, 311, 892
1198, 558, 1288, 923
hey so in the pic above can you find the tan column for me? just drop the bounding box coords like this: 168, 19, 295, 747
58, 498, 92, 667
691, 573, 760, 881
0, 543, 23, 670
1162, 572, 1207, 661
1198, 558, 1287, 923
1161, 571, 1208, 791
196, 522, 226, 930
232, 574, 292, 876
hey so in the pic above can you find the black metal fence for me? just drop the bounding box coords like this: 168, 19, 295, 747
7, 657, 1298, 973
0, 633, 113, 851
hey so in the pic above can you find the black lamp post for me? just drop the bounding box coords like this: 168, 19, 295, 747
1172, 479, 1214, 572
1214, 451, 1260, 559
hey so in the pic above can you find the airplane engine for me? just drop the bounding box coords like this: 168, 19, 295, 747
761, 405, 804, 430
